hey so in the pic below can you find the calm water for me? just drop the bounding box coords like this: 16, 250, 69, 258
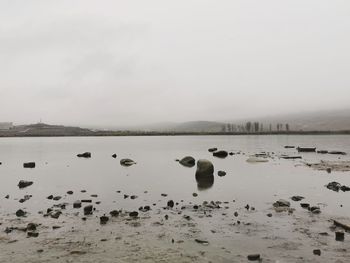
1, 135, 350, 218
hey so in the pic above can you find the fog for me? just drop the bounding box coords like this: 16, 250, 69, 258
0, 0, 349, 127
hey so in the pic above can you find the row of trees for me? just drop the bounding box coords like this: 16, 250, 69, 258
221, 122, 291, 133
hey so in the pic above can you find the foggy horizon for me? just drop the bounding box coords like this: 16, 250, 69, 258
1, 1, 350, 126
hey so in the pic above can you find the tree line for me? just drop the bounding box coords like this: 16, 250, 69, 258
221, 122, 291, 133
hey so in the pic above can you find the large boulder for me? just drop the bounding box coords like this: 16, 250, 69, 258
179, 156, 195, 167
195, 159, 214, 190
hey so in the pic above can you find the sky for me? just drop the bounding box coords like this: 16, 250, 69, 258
0, 0, 349, 127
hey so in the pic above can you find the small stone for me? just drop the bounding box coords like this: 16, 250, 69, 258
23, 162, 35, 168
247, 254, 260, 261
77, 152, 91, 158
47, 195, 54, 200
18, 180, 33, 189
217, 171, 226, 177
73, 201, 82, 208
192, 193, 198, 197
129, 211, 138, 218
83, 205, 93, 215
100, 215, 109, 225
300, 203, 310, 209
53, 196, 62, 201
267, 213, 273, 217
313, 249, 321, 256
27, 223, 37, 231
167, 200, 174, 208
110, 210, 119, 217
112, 154, 117, 158
67, 191, 73, 195
335, 232, 345, 241
16, 209, 26, 217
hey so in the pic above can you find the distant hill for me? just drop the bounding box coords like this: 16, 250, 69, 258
0, 123, 95, 137
132, 109, 350, 133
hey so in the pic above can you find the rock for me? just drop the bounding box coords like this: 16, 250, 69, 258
194, 239, 209, 245
16, 209, 26, 217
208, 148, 218, 152
67, 191, 73, 195
91, 194, 98, 198
50, 211, 62, 219
192, 193, 198, 197
81, 199, 92, 203
129, 211, 138, 218
167, 200, 174, 208
229, 152, 234, 155
291, 196, 304, 202
247, 254, 260, 261
340, 185, 350, 192
179, 156, 195, 167
27, 223, 37, 231
161, 193, 167, 197
5, 194, 9, 199
77, 152, 91, 158
300, 203, 310, 209
213, 151, 228, 158
326, 181, 342, 192
196, 159, 214, 177
297, 147, 316, 152
120, 159, 136, 166
18, 180, 33, 189
273, 199, 290, 208
317, 150, 328, 154
335, 232, 345, 241
267, 213, 272, 217
313, 249, 321, 256
309, 206, 321, 214
110, 210, 119, 217
217, 171, 226, 177
53, 196, 62, 201
124, 194, 129, 199
83, 205, 93, 215
112, 154, 117, 158
284, 146, 295, 148
47, 195, 54, 200
73, 201, 82, 208
27, 232, 39, 238
130, 195, 138, 200
100, 215, 109, 225
234, 212, 239, 217
23, 162, 35, 168
329, 151, 346, 155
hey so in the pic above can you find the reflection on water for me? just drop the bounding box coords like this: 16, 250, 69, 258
195, 172, 214, 190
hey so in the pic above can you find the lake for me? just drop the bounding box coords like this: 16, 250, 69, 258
1, 135, 349, 218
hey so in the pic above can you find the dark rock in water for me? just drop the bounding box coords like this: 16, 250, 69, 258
267, 213, 272, 217
100, 215, 109, 225
16, 209, 26, 217
284, 146, 295, 149
179, 156, 195, 167
77, 152, 91, 158
27, 232, 39, 238
27, 223, 37, 231
195, 160, 214, 190
297, 147, 316, 152
325, 181, 350, 192
273, 199, 290, 208
143, 205, 151, 211
329, 151, 346, 155
192, 193, 198, 197
280, 156, 302, 160
161, 193, 167, 197
23, 162, 35, 168
81, 199, 92, 203
213, 151, 228, 158
112, 154, 117, 158
313, 249, 321, 256
47, 195, 54, 200
120, 158, 136, 166
73, 201, 82, 208
317, 150, 328, 154
5, 194, 9, 199
130, 195, 138, 200
83, 205, 93, 215
247, 254, 260, 261
300, 203, 310, 209
124, 194, 129, 199
167, 200, 174, 208
309, 206, 321, 214
19, 195, 32, 203
67, 191, 73, 195
18, 180, 33, 189
291, 196, 304, 202
53, 196, 62, 201
91, 194, 98, 198
335, 232, 345, 241
129, 211, 138, 218
217, 171, 226, 177
110, 210, 119, 217
208, 148, 218, 153
229, 152, 234, 156
326, 168, 332, 173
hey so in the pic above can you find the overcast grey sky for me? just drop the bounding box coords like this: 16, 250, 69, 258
0, 0, 349, 126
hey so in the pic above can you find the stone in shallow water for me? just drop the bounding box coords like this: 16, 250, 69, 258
18, 180, 33, 189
